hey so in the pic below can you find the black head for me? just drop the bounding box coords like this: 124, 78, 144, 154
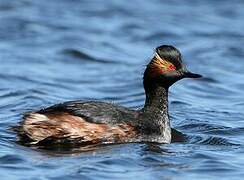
144, 45, 202, 90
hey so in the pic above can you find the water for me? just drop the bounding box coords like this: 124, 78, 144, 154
0, 0, 244, 179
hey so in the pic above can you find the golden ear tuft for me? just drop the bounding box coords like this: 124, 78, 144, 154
146, 53, 176, 78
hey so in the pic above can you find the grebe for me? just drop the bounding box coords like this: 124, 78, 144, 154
16, 45, 201, 145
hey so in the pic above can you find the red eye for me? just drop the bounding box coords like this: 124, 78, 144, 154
168, 64, 176, 71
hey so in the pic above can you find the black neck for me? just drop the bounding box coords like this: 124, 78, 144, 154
144, 85, 168, 110
140, 85, 171, 142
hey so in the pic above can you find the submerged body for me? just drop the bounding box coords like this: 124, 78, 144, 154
16, 45, 201, 145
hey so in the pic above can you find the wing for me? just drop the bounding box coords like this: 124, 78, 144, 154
38, 100, 140, 125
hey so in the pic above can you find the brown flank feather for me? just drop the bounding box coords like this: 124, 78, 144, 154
22, 112, 137, 144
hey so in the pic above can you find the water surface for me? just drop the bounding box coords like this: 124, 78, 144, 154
0, 0, 244, 179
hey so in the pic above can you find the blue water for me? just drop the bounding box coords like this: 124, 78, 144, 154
1, 0, 244, 179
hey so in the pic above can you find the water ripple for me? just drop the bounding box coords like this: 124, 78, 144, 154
0, 0, 244, 179
62, 48, 120, 64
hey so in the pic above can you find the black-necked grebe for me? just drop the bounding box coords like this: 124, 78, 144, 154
16, 45, 201, 145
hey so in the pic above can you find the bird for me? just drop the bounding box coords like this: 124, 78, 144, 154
16, 45, 202, 146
